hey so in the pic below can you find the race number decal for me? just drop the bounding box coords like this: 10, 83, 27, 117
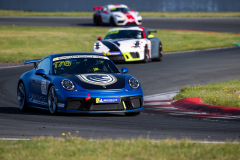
41, 80, 49, 95
76, 74, 117, 86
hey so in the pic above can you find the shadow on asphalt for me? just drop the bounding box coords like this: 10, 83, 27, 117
0, 106, 127, 117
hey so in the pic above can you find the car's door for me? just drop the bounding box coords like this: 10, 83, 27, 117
143, 28, 152, 58
100, 6, 111, 23
29, 58, 51, 108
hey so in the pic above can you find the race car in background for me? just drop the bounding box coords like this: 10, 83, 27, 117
92, 26, 163, 63
93, 4, 142, 26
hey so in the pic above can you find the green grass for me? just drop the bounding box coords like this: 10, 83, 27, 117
1, 10, 240, 17
0, 137, 240, 160
173, 79, 240, 108
0, 26, 239, 63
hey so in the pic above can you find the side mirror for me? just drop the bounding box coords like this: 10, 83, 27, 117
35, 69, 46, 77
104, 10, 108, 14
97, 36, 102, 41
148, 34, 154, 39
121, 67, 129, 74
131, 9, 134, 11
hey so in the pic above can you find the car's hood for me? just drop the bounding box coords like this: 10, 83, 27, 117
100, 39, 144, 52
112, 11, 138, 19
61, 73, 125, 89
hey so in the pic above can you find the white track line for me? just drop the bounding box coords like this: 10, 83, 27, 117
144, 102, 172, 105
144, 91, 178, 101
0, 138, 30, 140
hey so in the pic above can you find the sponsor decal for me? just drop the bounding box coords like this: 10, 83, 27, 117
29, 93, 47, 106
96, 97, 120, 103
76, 74, 117, 86
53, 55, 109, 61
53, 61, 71, 68
109, 51, 122, 55
94, 42, 101, 50
107, 30, 119, 35
124, 13, 135, 23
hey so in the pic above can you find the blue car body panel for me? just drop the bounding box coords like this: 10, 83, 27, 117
18, 52, 144, 114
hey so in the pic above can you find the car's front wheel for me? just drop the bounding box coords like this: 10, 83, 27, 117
110, 17, 116, 26
48, 86, 58, 114
17, 82, 28, 111
124, 112, 141, 116
143, 45, 148, 63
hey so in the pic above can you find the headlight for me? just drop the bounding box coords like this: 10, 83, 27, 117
94, 42, 101, 50
61, 79, 75, 91
129, 77, 140, 89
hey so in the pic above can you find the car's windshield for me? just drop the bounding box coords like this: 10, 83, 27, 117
104, 30, 143, 40
110, 7, 129, 13
52, 55, 120, 75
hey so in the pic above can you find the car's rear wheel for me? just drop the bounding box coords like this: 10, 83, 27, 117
48, 86, 58, 114
143, 45, 148, 63
153, 42, 163, 62
17, 82, 28, 111
93, 16, 99, 25
124, 112, 141, 116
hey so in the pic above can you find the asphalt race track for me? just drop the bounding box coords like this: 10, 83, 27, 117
1, 47, 240, 140
0, 17, 240, 141
0, 17, 240, 33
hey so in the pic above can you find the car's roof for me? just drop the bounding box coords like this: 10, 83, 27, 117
106, 4, 128, 9
47, 52, 105, 58
108, 26, 145, 32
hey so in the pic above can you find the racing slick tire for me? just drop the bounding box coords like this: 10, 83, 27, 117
110, 17, 116, 26
152, 42, 163, 62
93, 16, 100, 25
48, 85, 58, 115
17, 82, 28, 111
143, 45, 148, 63
124, 112, 141, 116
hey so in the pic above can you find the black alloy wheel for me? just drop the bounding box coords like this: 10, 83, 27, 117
143, 45, 148, 63
93, 16, 99, 25
48, 86, 58, 114
110, 17, 116, 26
153, 42, 163, 61
17, 82, 28, 111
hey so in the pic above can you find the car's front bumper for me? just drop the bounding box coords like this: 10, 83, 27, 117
55, 88, 144, 113
115, 17, 142, 26
57, 95, 143, 113
107, 52, 142, 62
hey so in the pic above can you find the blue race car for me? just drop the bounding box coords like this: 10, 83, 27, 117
17, 52, 143, 116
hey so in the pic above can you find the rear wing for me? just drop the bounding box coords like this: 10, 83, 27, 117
147, 30, 157, 35
24, 59, 41, 68
93, 6, 103, 10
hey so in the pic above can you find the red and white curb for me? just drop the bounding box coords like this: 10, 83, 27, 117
143, 92, 240, 121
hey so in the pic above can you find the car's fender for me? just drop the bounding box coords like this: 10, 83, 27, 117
149, 37, 161, 59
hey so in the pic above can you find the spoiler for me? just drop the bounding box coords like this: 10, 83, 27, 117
147, 30, 157, 35
93, 6, 103, 10
24, 59, 41, 68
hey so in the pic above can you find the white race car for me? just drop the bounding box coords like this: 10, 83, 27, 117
92, 27, 163, 63
93, 4, 142, 26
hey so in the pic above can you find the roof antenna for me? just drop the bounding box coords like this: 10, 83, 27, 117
75, 44, 86, 52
